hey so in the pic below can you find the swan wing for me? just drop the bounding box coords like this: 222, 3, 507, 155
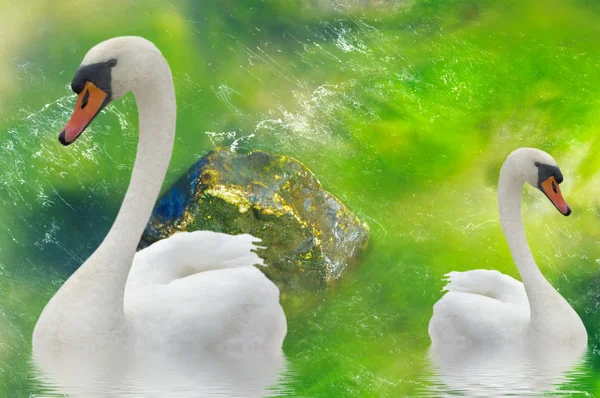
124, 231, 286, 351
127, 231, 265, 286
429, 270, 529, 347
443, 269, 527, 305
125, 266, 286, 351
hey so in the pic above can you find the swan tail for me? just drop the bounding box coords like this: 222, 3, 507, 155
442, 269, 526, 304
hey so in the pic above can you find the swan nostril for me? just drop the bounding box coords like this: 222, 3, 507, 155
552, 181, 557, 194
81, 89, 90, 110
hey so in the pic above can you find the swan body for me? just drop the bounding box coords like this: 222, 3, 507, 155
430, 270, 529, 347
32, 36, 286, 372
429, 148, 587, 352
125, 231, 285, 351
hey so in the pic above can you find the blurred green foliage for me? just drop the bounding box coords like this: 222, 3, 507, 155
1, 0, 600, 395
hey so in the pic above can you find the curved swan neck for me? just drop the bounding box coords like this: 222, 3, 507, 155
91, 54, 176, 303
35, 50, 176, 346
96, 59, 176, 264
498, 160, 563, 329
498, 156, 586, 346
498, 167, 545, 288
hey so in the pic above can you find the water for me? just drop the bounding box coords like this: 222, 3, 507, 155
2, 0, 600, 396
30, 350, 293, 397
420, 346, 594, 397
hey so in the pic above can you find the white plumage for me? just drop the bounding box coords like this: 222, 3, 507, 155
427, 148, 588, 395
429, 148, 586, 352
32, 38, 287, 395
125, 232, 286, 351
429, 270, 529, 348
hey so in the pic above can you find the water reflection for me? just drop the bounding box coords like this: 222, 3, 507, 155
420, 345, 590, 397
31, 349, 290, 397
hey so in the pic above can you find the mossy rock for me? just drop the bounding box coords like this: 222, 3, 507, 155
139, 149, 369, 293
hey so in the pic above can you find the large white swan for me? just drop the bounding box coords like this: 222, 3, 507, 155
429, 148, 587, 352
32, 37, 286, 372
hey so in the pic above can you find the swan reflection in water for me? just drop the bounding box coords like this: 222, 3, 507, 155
32, 349, 290, 397
421, 344, 590, 397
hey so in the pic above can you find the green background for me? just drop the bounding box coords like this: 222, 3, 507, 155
1, 0, 600, 395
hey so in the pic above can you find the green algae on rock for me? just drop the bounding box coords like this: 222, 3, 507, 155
139, 149, 369, 292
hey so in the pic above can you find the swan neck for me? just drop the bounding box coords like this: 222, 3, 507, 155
498, 162, 563, 332
497, 170, 544, 288
33, 51, 176, 355
50, 56, 175, 334
497, 159, 586, 346
104, 71, 176, 258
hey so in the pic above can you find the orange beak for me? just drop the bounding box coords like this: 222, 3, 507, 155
540, 176, 571, 216
58, 81, 109, 146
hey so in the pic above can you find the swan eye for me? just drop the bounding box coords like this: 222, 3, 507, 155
107, 58, 117, 68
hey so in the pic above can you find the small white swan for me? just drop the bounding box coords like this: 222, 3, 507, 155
32, 37, 286, 372
429, 148, 587, 352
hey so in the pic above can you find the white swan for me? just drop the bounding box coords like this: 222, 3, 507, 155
32, 37, 286, 371
429, 148, 587, 352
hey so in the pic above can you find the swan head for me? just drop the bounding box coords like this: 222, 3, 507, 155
504, 147, 570, 216
58, 36, 164, 145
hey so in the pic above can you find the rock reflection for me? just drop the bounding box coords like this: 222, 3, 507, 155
32, 349, 290, 397
421, 345, 589, 397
